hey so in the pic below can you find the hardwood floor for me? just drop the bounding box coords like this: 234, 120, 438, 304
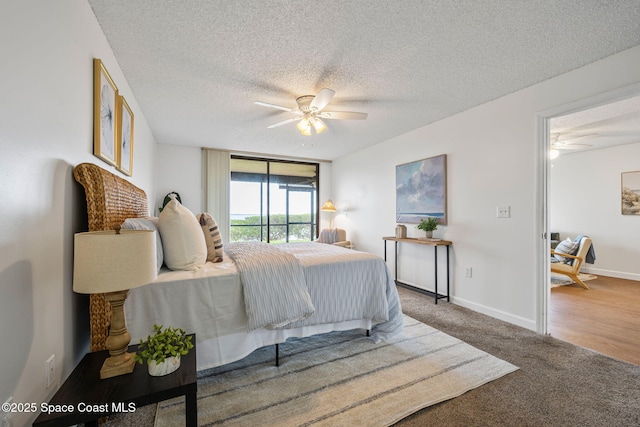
549, 275, 640, 365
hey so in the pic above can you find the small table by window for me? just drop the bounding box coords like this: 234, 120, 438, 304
33, 334, 197, 427
383, 237, 452, 304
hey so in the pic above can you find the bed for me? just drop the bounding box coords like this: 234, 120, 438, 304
74, 162, 403, 370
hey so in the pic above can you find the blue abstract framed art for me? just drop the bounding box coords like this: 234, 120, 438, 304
396, 154, 447, 224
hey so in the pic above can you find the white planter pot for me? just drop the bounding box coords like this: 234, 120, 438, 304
148, 355, 181, 376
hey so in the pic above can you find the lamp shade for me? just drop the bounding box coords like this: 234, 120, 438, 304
321, 199, 336, 212
73, 229, 157, 294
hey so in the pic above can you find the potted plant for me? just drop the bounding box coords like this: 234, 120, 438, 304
133, 324, 194, 376
417, 217, 439, 239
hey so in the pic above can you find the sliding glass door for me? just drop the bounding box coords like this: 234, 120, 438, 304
229, 156, 319, 243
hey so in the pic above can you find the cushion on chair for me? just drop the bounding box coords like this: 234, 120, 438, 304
317, 228, 348, 245
318, 229, 339, 244
554, 238, 579, 264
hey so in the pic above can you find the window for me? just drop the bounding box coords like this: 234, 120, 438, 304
229, 156, 319, 243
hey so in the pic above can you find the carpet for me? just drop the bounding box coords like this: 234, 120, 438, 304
154, 315, 518, 427
550, 272, 598, 287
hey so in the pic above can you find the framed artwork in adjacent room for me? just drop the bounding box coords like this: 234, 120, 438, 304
621, 170, 640, 215
396, 154, 447, 224
93, 58, 119, 167
117, 95, 134, 176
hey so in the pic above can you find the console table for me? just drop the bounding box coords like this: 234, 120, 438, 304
33, 334, 197, 427
383, 237, 452, 304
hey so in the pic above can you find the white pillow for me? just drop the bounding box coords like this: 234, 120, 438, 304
121, 217, 164, 273
157, 197, 207, 271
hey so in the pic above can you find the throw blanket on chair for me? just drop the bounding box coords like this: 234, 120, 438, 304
318, 228, 339, 244
226, 242, 315, 331
575, 235, 596, 264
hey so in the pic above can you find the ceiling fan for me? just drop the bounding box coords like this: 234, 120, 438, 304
549, 132, 594, 159
254, 88, 367, 136
551, 132, 594, 149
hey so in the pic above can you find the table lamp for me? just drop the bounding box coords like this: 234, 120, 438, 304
321, 199, 336, 228
73, 228, 157, 379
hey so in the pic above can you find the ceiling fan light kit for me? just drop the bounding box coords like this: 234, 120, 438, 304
255, 88, 368, 136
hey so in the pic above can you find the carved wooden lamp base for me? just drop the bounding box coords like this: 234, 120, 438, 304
100, 290, 135, 379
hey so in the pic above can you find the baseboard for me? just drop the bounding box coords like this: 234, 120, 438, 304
450, 296, 537, 332
582, 267, 640, 282
398, 279, 537, 331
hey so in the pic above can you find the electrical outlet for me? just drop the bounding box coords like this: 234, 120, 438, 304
464, 267, 472, 278
45, 354, 55, 389
496, 205, 511, 218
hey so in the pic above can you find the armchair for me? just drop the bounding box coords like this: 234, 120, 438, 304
316, 228, 351, 248
550, 237, 592, 289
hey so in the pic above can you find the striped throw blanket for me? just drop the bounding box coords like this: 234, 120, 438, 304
226, 242, 315, 331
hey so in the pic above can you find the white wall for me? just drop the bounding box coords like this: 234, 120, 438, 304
332, 45, 640, 331
550, 142, 640, 280
155, 145, 203, 214
0, 2, 157, 425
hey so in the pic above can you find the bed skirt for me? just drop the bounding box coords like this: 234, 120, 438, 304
196, 319, 373, 370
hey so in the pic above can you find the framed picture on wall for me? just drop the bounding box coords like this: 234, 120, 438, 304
396, 154, 447, 224
117, 95, 134, 176
93, 58, 119, 167
621, 170, 640, 215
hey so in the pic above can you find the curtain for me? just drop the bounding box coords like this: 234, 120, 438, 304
202, 148, 231, 245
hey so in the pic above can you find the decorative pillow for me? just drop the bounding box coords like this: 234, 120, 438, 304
196, 213, 224, 263
554, 238, 579, 264
157, 197, 207, 271
121, 217, 164, 273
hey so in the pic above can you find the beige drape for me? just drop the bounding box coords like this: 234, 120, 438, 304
202, 148, 231, 244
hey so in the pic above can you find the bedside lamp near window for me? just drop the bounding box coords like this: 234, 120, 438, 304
73, 228, 157, 379
321, 199, 337, 228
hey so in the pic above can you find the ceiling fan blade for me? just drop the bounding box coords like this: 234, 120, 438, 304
254, 101, 295, 112
310, 88, 335, 111
554, 132, 597, 143
266, 117, 300, 129
561, 144, 592, 150
318, 111, 368, 120
553, 142, 592, 150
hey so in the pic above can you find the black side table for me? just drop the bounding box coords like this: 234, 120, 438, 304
33, 334, 197, 427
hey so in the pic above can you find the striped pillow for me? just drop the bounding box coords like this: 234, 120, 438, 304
554, 238, 579, 264
197, 213, 224, 263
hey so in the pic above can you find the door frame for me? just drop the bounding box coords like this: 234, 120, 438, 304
536, 82, 640, 334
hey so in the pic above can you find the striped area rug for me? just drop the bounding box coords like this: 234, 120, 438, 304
155, 316, 518, 426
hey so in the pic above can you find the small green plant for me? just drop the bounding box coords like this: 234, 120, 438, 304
133, 324, 194, 365
417, 217, 439, 232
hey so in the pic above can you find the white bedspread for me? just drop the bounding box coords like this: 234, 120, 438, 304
125, 242, 403, 367
126, 257, 247, 343
278, 243, 403, 342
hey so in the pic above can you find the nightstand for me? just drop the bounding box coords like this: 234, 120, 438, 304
33, 334, 197, 427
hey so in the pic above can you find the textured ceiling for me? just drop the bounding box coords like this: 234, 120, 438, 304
88, 0, 640, 161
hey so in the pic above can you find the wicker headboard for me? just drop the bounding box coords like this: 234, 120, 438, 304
74, 162, 149, 351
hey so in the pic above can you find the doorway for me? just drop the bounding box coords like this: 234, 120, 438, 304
539, 84, 640, 340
